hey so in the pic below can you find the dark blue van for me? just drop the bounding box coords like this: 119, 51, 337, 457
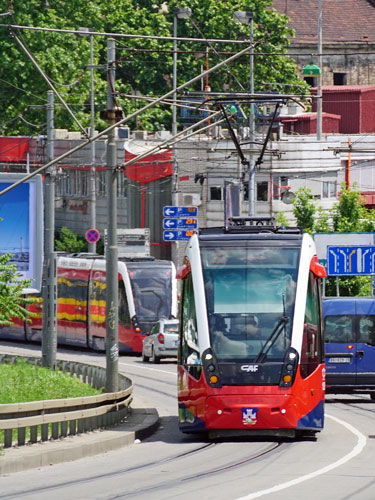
323, 297, 375, 399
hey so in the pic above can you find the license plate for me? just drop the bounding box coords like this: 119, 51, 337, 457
328, 357, 350, 363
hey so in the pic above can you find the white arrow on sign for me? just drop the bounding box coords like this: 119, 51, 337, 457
165, 208, 174, 216
164, 232, 175, 239
164, 219, 175, 227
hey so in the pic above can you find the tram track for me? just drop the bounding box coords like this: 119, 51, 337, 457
0, 439, 283, 499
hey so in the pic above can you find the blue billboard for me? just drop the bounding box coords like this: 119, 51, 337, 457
0, 174, 43, 292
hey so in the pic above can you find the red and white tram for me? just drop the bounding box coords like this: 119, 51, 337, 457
177, 219, 326, 438
1, 255, 177, 354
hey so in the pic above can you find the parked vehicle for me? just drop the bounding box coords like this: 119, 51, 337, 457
323, 297, 375, 398
142, 318, 179, 363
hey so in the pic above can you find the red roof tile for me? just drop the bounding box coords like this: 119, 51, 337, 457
272, 0, 375, 43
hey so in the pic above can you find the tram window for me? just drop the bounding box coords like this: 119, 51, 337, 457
90, 278, 106, 324
118, 282, 131, 329
301, 272, 322, 378
58, 276, 88, 322
180, 274, 201, 371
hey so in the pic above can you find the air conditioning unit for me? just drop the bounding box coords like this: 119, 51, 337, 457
183, 193, 201, 206
117, 127, 129, 139
134, 131, 148, 140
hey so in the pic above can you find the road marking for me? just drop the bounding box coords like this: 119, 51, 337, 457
234, 413, 367, 500
118, 361, 176, 376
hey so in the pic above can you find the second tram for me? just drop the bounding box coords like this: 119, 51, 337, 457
0, 255, 177, 354
177, 219, 326, 438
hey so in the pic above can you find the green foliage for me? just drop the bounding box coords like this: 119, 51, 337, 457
276, 211, 289, 227
55, 226, 87, 253
0, 359, 101, 403
0, 0, 309, 134
290, 183, 375, 297
292, 187, 316, 233
0, 253, 35, 326
331, 183, 365, 232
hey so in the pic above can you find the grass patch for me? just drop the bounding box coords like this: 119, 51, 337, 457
0, 359, 103, 449
0, 359, 101, 403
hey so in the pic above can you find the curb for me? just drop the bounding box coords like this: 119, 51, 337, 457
0, 407, 160, 475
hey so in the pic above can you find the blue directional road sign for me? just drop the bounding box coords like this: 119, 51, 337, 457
163, 206, 198, 218
327, 245, 375, 276
163, 230, 196, 241
163, 218, 198, 230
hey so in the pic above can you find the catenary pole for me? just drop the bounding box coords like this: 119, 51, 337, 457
105, 39, 119, 393
41, 91, 57, 369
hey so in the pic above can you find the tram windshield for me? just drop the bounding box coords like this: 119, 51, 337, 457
201, 246, 299, 361
127, 264, 173, 322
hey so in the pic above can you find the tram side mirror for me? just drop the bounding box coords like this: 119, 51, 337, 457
310, 256, 327, 278
177, 260, 191, 280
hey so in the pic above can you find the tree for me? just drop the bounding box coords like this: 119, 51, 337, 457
288, 183, 375, 297
55, 226, 87, 253
292, 187, 316, 233
0, 253, 35, 326
0, 0, 309, 135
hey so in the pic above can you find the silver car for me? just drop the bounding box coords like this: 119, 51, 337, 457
142, 319, 179, 363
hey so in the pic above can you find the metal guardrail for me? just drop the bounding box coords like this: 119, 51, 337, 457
0, 355, 133, 449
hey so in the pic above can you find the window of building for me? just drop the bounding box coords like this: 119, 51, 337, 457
303, 76, 316, 87
322, 180, 337, 199
273, 176, 289, 199
333, 73, 347, 85
209, 186, 222, 201
256, 181, 269, 201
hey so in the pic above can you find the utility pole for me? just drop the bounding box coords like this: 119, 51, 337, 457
105, 39, 119, 392
42, 91, 57, 369
248, 14, 255, 216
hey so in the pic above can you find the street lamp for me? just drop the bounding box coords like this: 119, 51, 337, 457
172, 8, 192, 137
171, 8, 191, 267
233, 11, 255, 216
302, 0, 322, 140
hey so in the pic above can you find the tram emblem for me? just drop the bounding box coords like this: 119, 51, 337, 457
241, 364, 259, 373
242, 407, 258, 426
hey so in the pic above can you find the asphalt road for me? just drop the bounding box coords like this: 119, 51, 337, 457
1, 341, 375, 500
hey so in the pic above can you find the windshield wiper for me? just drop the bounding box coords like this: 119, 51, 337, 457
254, 315, 289, 363
254, 295, 289, 363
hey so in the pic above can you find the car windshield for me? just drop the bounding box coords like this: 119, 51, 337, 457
201, 245, 299, 361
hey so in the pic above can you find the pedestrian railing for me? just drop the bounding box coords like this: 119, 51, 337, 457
0, 354, 133, 449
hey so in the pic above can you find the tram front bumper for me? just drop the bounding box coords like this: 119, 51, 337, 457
205, 393, 303, 430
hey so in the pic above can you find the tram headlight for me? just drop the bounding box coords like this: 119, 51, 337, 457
207, 364, 216, 372
279, 347, 299, 388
